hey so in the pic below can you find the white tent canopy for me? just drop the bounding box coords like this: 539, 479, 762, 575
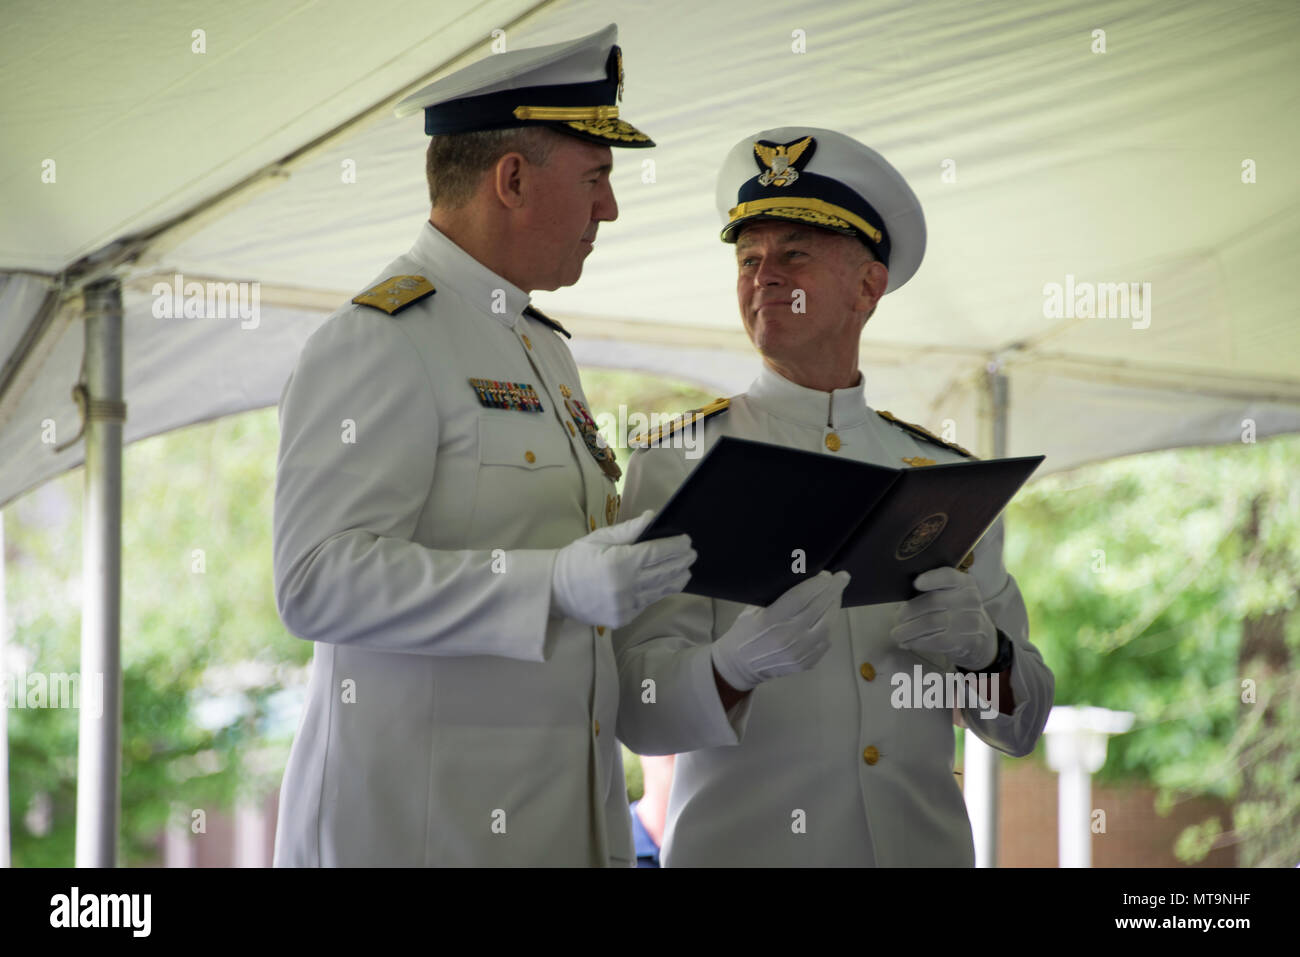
3, 0, 1298, 508
1, 0, 1297, 867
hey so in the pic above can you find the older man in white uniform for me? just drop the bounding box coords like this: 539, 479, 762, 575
614, 127, 1055, 866
272, 25, 698, 867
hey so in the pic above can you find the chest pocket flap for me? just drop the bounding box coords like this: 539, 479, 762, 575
477, 415, 567, 469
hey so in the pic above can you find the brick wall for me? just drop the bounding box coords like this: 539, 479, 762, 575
990, 751, 1235, 867
153, 760, 1234, 867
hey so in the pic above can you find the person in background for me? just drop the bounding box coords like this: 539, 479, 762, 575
629, 754, 675, 867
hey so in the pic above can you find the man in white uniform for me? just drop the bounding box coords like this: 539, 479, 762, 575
272, 25, 698, 866
614, 127, 1055, 866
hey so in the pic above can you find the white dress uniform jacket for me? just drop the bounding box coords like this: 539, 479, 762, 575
614, 364, 1054, 866
272, 222, 632, 866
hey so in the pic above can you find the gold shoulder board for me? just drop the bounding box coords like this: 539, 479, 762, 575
352, 275, 436, 315
629, 397, 730, 449
876, 409, 977, 459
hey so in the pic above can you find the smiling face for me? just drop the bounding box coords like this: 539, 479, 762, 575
734, 220, 888, 369
517, 134, 619, 290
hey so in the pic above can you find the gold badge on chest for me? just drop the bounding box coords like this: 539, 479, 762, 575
559, 384, 621, 481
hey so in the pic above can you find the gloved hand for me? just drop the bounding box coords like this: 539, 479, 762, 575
711, 570, 851, 692
891, 567, 997, 670
551, 510, 696, 628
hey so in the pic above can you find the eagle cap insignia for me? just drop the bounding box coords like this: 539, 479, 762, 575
616, 48, 624, 102
753, 136, 816, 187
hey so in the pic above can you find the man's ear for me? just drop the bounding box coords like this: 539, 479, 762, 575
492, 152, 528, 209
858, 259, 888, 318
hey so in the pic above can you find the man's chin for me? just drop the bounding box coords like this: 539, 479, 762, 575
534, 268, 582, 292
559, 261, 585, 287
747, 317, 805, 353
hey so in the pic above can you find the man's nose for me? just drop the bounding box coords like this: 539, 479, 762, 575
595, 179, 618, 222
752, 253, 785, 287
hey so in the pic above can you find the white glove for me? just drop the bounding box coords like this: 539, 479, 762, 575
891, 567, 997, 670
711, 570, 851, 692
551, 510, 696, 628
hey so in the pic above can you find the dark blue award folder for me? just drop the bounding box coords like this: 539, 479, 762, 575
637, 436, 1044, 607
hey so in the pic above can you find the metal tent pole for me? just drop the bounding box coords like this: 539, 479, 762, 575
74, 279, 125, 867
0, 511, 9, 867
965, 359, 1009, 867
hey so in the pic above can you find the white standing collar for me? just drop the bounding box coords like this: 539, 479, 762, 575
407, 221, 531, 328
746, 361, 871, 430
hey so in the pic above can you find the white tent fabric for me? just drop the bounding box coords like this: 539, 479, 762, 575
2, 0, 1299, 510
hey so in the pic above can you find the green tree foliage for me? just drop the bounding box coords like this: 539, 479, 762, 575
5, 409, 302, 866
1003, 434, 1300, 864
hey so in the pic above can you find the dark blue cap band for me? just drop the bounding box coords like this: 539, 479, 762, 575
424, 49, 618, 136
734, 171, 892, 266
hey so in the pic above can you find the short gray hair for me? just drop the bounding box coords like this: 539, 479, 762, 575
426, 127, 559, 209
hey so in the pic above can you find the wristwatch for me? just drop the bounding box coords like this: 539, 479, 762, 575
958, 629, 1014, 675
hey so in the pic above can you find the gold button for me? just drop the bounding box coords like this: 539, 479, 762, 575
825, 433, 841, 452
589, 515, 596, 531
860, 662, 876, 681
522, 334, 532, 350
567, 422, 576, 436
524, 450, 536, 463
863, 746, 880, 765
594, 719, 601, 736
596, 626, 606, 635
